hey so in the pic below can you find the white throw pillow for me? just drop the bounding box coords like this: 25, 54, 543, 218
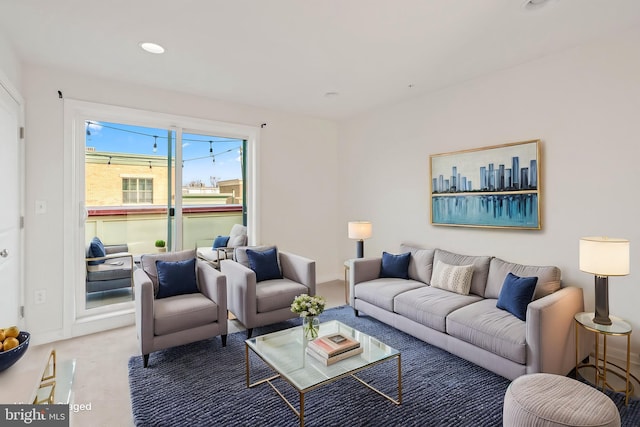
431, 260, 474, 295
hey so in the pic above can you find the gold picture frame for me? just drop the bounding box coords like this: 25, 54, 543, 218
430, 139, 541, 230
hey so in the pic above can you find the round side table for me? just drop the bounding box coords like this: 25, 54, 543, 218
574, 311, 633, 405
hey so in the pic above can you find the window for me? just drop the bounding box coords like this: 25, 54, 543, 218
122, 177, 153, 204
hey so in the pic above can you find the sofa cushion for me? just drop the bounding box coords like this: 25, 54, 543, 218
105, 244, 128, 255
228, 224, 248, 247
256, 279, 308, 313
235, 245, 275, 268
154, 293, 219, 336
247, 247, 283, 282
446, 299, 527, 364
380, 251, 410, 279
400, 244, 435, 284
86, 277, 132, 293
430, 261, 474, 295
88, 237, 106, 265
86, 257, 133, 282
354, 278, 425, 312
394, 286, 482, 332
213, 235, 230, 248
155, 258, 199, 299
496, 273, 538, 321
140, 249, 197, 295
197, 247, 220, 263
433, 249, 491, 297
485, 257, 561, 300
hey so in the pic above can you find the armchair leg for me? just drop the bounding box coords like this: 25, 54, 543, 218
246, 328, 253, 339
143, 354, 149, 368
221, 334, 227, 347
354, 309, 359, 317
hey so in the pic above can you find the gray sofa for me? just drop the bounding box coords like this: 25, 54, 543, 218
349, 244, 587, 380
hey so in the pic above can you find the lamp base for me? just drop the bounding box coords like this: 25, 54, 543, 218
356, 240, 364, 259
593, 275, 612, 326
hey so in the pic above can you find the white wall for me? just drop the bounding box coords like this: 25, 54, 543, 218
0, 33, 21, 90
339, 26, 640, 359
21, 64, 340, 340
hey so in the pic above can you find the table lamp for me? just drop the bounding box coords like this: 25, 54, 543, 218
579, 236, 630, 325
348, 221, 372, 258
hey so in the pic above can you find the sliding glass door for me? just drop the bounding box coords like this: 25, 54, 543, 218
181, 131, 245, 252
83, 122, 249, 312
68, 100, 257, 329
83, 121, 176, 312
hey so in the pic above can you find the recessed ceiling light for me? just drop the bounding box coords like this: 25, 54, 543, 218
139, 42, 165, 54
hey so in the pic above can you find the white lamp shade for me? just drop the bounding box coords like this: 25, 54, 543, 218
579, 237, 630, 276
348, 221, 372, 240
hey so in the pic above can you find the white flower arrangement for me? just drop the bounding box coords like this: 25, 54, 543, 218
291, 294, 326, 318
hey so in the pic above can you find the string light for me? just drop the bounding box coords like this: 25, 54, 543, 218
85, 121, 236, 144
84, 121, 241, 163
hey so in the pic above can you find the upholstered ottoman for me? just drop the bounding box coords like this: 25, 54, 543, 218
503, 373, 620, 427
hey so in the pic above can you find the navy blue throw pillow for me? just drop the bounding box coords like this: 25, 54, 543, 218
379, 251, 411, 279
88, 236, 106, 265
247, 248, 282, 282
213, 235, 230, 249
496, 272, 538, 321
155, 258, 199, 299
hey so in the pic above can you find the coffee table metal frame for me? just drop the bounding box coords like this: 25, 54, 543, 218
245, 320, 402, 427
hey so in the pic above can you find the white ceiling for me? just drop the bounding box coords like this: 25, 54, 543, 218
1, 0, 639, 120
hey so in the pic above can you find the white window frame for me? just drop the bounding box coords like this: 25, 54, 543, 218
122, 177, 154, 204
63, 99, 260, 337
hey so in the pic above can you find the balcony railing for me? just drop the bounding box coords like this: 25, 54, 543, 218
85, 205, 243, 255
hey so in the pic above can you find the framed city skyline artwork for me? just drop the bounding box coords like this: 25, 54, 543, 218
430, 139, 541, 230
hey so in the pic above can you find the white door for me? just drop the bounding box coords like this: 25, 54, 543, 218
0, 84, 22, 327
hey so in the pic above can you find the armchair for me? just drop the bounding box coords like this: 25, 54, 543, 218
85, 238, 134, 295
196, 224, 248, 269
221, 246, 316, 338
134, 249, 228, 367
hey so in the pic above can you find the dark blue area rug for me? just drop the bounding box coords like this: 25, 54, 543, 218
128, 306, 640, 426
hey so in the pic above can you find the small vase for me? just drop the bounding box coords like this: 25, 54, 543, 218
303, 316, 320, 340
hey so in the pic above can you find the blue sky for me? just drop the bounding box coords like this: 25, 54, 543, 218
85, 120, 242, 184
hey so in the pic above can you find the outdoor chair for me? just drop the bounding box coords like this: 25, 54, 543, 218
196, 224, 248, 269
85, 237, 134, 295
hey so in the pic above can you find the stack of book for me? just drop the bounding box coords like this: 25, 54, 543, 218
306, 333, 362, 366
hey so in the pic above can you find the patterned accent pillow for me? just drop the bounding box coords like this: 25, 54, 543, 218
430, 260, 474, 295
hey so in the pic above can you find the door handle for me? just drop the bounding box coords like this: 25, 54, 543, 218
0, 249, 8, 258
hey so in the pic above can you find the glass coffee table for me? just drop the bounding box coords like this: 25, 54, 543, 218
245, 320, 401, 427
